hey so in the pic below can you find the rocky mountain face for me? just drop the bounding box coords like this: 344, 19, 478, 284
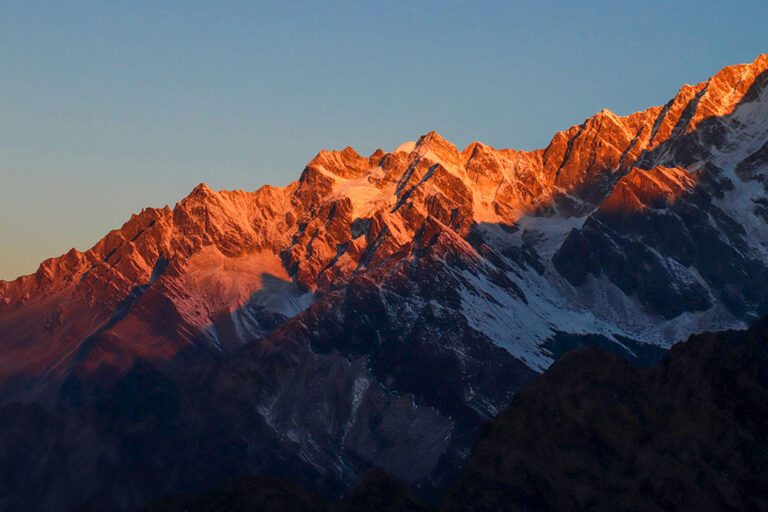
1, 53, 768, 510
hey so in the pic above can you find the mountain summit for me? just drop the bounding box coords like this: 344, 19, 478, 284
1, 52, 768, 509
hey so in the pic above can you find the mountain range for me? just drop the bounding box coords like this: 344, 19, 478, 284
1, 52, 767, 511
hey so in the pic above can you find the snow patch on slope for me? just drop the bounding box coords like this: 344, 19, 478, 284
174, 246, 314, 344
395, 141, 417, 154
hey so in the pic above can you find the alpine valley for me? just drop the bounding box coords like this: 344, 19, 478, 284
2, 53, 768, 511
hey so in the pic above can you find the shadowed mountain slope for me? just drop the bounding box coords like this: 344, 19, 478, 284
141, 314, 768, 511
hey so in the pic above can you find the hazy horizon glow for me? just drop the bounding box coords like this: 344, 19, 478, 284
2, 1, 767, 280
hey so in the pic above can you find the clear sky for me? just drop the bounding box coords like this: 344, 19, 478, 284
1, 1, 767, 280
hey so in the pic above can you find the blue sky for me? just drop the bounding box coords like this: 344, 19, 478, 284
1, 1, 767, 279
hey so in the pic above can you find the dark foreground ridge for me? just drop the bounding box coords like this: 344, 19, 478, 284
143, 316, 768, 512
443, 316, 768, 511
